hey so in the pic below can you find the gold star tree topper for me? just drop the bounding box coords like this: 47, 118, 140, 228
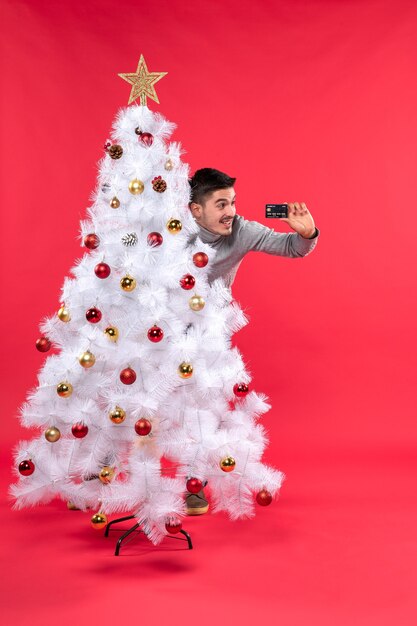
118, 55, 167, 106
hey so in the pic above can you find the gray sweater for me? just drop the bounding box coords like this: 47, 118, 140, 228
193, 214, 320, 288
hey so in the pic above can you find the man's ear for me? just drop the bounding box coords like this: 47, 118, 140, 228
189, 202, 202, 219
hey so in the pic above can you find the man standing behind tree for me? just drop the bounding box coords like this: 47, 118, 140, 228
184, 168, 320, 514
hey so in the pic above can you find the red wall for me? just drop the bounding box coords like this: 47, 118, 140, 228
2, 0, 416, 454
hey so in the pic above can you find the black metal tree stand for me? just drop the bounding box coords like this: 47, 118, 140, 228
104, 515, 193, 555
103, 468, 203, 555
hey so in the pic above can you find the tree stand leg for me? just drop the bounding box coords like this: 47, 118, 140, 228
104, 515, 193, 555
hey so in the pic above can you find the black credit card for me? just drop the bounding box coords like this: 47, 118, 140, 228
266, 203, 288, 218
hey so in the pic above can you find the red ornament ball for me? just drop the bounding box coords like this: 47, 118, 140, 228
94, 262, 111, 279
233, 382, 250, 397
134, 418, 152, 436
165, 520, 182, 534
36, 337, 51, 352
72, 423, 89, 439
86, 307, 102, 324
186, 477, 203, 494
256, 489, 273, 506
193, 252, 208, 268
84, 233, 100, 250
104, 139, 111, 151
180, 274, 196, 290
19, 460, 35, 476
147, 325, 164, 343
147, 232, 163, 247
120, 367, 136, 385
139, 132, 154, 147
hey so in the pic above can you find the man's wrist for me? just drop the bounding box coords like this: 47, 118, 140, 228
301, 227, 318, 239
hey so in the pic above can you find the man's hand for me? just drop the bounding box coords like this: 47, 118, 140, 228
280, 202, 316, 238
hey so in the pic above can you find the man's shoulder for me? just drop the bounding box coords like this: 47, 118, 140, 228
232, 213, 265, 238
228, 214, 246, 242
229, 213, 265, 253
232, 213, 246, 231
233, 213, 264, 229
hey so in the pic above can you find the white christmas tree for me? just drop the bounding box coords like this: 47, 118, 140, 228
11, 56, 284, 545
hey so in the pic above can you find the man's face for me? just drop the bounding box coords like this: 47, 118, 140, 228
190, 187, 236, 236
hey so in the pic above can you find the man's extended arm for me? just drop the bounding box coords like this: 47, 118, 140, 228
236, 215, 320, 258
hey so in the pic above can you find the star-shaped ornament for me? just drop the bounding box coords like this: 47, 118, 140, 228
118, 55, 167, 106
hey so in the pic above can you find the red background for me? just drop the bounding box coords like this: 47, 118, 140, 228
1, 1, 416, 624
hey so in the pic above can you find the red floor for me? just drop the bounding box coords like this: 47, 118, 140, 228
2, 440, 416, 625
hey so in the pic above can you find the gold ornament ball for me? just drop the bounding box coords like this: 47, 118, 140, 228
220, 456, 236, 472
57, 304, 71, 322
120, 275, 137, 291
79, 350, 96, 368
178, 362, 193, 378
189, 294, 205, 311
164, 158, 174, 171
128, 179, 144, 195
167, 218, 182, 234
91, 512, 108, 529
109, 406, 126, 424
99, 466, 115, 484
104, 326, 119, 342
57, 382, 73, 397
45, 426, 61, 442
110, 196, 120, 208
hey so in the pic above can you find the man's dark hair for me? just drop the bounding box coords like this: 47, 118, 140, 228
189, 168, 236, 206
